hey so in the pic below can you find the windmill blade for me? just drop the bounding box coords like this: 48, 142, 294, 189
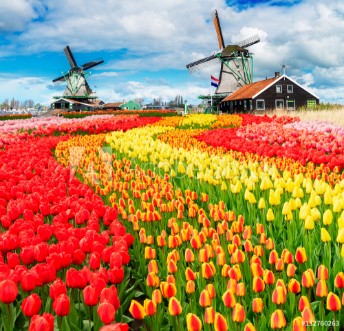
64, 46, 77, 68
212, 10, 225, 50
52, 74, 67, 83
186, 54, 220, 73
237, 34, 260, 49
81, 59, 104, 71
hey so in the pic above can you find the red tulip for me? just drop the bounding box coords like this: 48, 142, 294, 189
317, 264, 328, 280
186, 313, 202, 331
20, 271, 37, 292
222, 289, 236, 308
199, 289, 212, 307
270, 309, 286, 329
301, 306, 315, 324
98, 302, 116, 324
316, 279, 328, 297
295, 247, 307, 264
21, 293, 42, 317
326, 292, 341, 311
29, 313, 54, 331
83, 285, 99, 306
252, 276, 265, 293
100, 286, 120, 310
214, 312, 228, 331
52, 293, 70, 317
143, 299, 156, 316
204, 306, 215, 324
334, 272, 344, 289
252, 297, 263, 313
168, 296, 182, 316
99, 324, 129, 331
0, 279, 18, 304
292, 317, 306, 331
232, 303, 245, 323
299, 295, 311, 312
301, 269, 315, 288
49, 278, 67, 301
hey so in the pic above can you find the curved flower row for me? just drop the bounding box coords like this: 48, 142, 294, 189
54, 129, 344, 331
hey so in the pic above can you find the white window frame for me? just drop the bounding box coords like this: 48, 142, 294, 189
276, 85, 282, 93
256, 99, 265, 110
287, 99, 295, 110
287, 85, 293, 93
275, 99, 284, 109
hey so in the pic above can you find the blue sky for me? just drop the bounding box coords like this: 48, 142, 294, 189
1, 0, 344, 106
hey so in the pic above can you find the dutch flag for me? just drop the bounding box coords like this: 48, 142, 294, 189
211, 75, 219, 88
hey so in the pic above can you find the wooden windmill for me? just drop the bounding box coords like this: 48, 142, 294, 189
186, 10, 260, 96
53, 46, 104, 104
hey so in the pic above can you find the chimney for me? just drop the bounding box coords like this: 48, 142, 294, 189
275, 72, 280, 78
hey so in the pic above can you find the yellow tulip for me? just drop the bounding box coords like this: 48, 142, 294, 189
258, 198, 266, 209
305, 215, 314, 230
321, 228, 331, 242
337, 228, 344, 244
323, 209, 333, 225
266, 208, 275, 222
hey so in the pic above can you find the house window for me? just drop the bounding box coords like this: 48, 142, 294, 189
275, 99, 284, 109
287, 100, 295, 110
256, 99, 265, 110
249, 100, 253, 111
243, 100, 247, 111
230, 102, 233, 112
307, 100, 316, 108
276, 85, 282, 93
287, 85, 293, 93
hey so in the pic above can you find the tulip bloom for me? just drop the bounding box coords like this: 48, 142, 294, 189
270, 309, 286, 329
232, 303, 245, 323
222, 289, 236, 308
168, 296, 182, 316
52, 294, 70, 317
302, 269, 315, 288
21, 293, 42, 317
99, 324, 129, 331
334, 272, 344, 289
299, 295, 311, 312
204, 306, 215, 324
252, 297, 263, 313
98, 302, 116, 324
83, 286, 99, 306
301, 306, 315, 324
295, 247, 307, 264
186, 313, 202, 331
186, 280, 196, 294
292, 317, 306, 331
199, 289, 212, 307
326, 292, 342, 311
214, 312, 228, 331
29, 313, 54, 331
152, 289, 162, 305
321, 227, 331, 242
143, 299, 156, 316
272, 286, 286, 305
0, 279, 18, 304
287, 264, 297, 277
244, 323, 256, 331
316, 279, 328, 297
160, 282, 177, 298
252, 276, 265, 293
288, 278, 301, 294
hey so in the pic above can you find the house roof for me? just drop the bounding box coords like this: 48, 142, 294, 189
103, 102, 123, 108
221, 74, 320, 102
221, 76, 279, 102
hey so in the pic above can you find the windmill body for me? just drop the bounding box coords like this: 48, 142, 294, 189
52, 46, 104, 111
186, 10, 260, 102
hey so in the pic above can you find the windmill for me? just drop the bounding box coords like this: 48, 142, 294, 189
186, 10, 260, 96
52, 46, 104, 105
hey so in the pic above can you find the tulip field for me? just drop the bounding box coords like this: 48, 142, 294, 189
0, 112, 343, 331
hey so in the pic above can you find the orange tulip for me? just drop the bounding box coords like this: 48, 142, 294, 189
167, 259, 178, 273
146, 272, 159, 287
166, 275, 176, 284
244, 322, 256, 331
298, 295, 311, 312
185, 248, 195, 263
317, 264, 328, 280
250, 262, 264, 277
263, 270, 275, 285
186, 313, 202, 331
236, 283, 246, 297
272, 286, 286, 305
214, 312, 228, 331
270, 309, 286, 329
275, 259, 284, 272
206, 284, 216, 299
268, 250, 279, 265
152, 289, 162, 305
232, 303, 245, 323
129, 300, 146, 320
185, 267, 196, 281
204, 306, 215, 324
186, 280, 196, 294
286, 263, 297, 277
143, 299, 156, 316
227, 279, 238, 294
301, 306, 315, 324
295, 247, 307, 264
301, 269, 315, 288
228, 266, 242, 281
253, 245, 264, 257
252, 276, 265, 293
292, 316, 306, 331
252, 297, 263, 313
222, 289, 236, 308
148, 260, 159, 273
168, 296, 182, 316
288, 278, 301, 294
160, 282, 177, 298
334, 272, 344, 289
326, 292, 341, 311
316, 279, 328, 297
201, 262, 216, 279
199, 289, 212, 307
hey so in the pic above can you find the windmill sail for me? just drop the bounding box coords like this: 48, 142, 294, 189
212, 10, 225, 50
64, 46, 77, 68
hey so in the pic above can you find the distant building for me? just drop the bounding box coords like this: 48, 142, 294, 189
220, 73, 319, 113
120, 100, 140, 110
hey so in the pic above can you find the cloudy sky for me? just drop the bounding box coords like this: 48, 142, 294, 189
0, 0, 343, 106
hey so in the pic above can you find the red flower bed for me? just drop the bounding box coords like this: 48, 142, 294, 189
0, 133, 133, 328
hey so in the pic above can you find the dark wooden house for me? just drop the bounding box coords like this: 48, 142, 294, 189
220, 73, 319, 113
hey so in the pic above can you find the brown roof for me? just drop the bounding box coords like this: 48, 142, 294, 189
103, 102, 123, 108
222, 76, 279, 102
